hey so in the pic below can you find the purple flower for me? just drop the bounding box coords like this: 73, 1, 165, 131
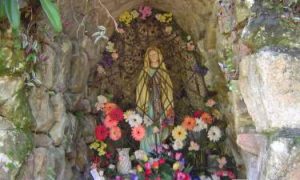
101, 51, 113, 68
130, 173, 138, 180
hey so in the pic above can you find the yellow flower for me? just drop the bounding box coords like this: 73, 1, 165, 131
173, 162, 180, 171
89, 142, 99, 150
130, 10, 139, 19
136, 164, 143, 172
172, 126, 187, 141
119, 11, 133, 26
98, 149, 106, 156
100, 141, 107, 148
143, 155, 148, 162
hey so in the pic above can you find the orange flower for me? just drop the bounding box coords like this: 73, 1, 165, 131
182, 116, 196, 131
109, 126, 122, 141
201, 112, 213, 124
103, 103, 118, 115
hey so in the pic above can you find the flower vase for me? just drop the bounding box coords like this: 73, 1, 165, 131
117, 148, 132, 175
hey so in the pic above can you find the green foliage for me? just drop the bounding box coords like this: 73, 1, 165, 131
0, 0, 62, 32
47, 167, 56, 180
6, 129, 33, 170
3, 0, 20, 30
40, 0, 62, 32
0, 0, 5, 19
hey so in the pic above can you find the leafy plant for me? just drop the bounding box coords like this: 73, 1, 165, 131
0, 0, 62, 32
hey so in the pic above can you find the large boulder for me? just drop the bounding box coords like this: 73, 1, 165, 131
261, 136, 300, 180
239, 47, 300, 132
17, 147, 66, 180
0, 76, 34, 129
0, 117, 33, 180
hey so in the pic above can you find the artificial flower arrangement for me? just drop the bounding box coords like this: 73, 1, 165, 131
90, 95, 238, 180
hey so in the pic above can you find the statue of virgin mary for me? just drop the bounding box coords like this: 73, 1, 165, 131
136, 46, 174, 153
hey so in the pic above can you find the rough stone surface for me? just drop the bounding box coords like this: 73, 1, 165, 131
239, 47, 300, 132
29, 87, 54, 132
0, 76, 24, 105
0, 117, 33, 180
261, 137, 300, 180
33, 134, 53, 148
49, 93, 69, 146
241, 4, 300, 49
69, 50, 89, 93
35, 45, 56, 89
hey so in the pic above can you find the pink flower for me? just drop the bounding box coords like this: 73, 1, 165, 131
139, 6, 152, 20
176, 171, 190, 180
103, 115, 118, 128
111, 52, 119, 61
131, 125, 146, 141
109, 126, 122, 141
175, 152, 182, 160
144, 162, 151, 170
206, 98, 216, 107
217, 156, 227, 169
214, 170, 236, 179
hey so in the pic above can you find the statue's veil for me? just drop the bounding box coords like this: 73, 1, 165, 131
136, 46, 174, 119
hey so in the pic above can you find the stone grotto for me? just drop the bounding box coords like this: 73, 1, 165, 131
0, 0, 299, 180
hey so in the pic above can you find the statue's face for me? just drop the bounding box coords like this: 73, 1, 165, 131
149, 50, 159, 68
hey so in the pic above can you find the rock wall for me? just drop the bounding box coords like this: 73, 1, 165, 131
0, 0, 299, 179
201, 0, 300, 179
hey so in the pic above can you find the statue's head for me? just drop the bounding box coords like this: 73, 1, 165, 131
144, 46, 163, 68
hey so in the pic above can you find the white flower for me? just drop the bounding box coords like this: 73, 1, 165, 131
134, 150, 147, 160
124, 110, 135, 120
143, 116, 153, 127
207, 126, 222, 142
172, 140, 184, 150
95, 95, 108, 111
193, 118, 208, 132
108, 164, 115, 169
127, 113, 143, 127
188, 141, 200, 151
211, 174, 221, 180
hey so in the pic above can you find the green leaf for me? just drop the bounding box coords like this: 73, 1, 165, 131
0, 0, 5, 19
4, 0, 20, 29
39, 0, 62, 32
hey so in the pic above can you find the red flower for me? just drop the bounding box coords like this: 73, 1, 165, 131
152, 161, 159, 169
95, 124, 108, 141
108, 108, 124, 122
193, 109, 204, 118
105, 152, 112, 159
158, 158, 165, 165
92, 156, 100, 164
145, 169, 152, 176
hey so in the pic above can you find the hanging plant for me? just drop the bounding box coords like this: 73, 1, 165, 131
0, 0, 62, 32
